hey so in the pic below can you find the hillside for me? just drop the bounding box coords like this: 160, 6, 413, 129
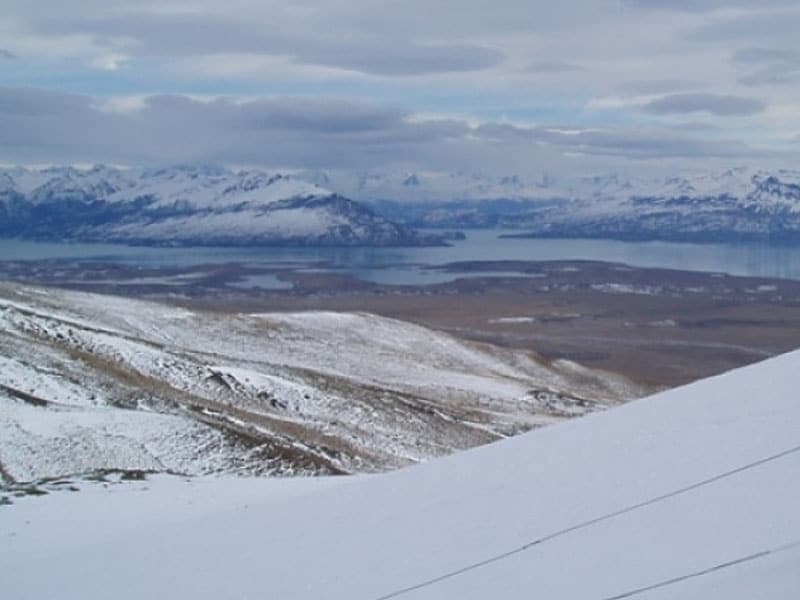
2, 345, 797, 598
0, 282, 637, 479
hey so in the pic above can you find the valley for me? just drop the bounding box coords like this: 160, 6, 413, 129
4, 255, 799, 389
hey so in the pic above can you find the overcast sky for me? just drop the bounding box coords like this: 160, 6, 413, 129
1, 1, 798, 176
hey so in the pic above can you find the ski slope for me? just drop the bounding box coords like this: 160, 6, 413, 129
2, 349, 799, 599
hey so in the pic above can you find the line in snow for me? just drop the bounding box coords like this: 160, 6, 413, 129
371, 443, 800, 600
600, 538, 800, 599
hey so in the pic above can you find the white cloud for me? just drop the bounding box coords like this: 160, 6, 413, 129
643, 93, 766, 116
89, 52, 128, 71
91, 95, 148, 114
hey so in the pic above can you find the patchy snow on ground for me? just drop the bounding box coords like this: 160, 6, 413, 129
0, 282, 641, 479
488, 316, 538, 324
591, 282, 663, 295
2, 348, 798, 599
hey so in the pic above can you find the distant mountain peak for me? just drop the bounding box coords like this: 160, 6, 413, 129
0, 164, 444, 247
357, 167, 800, 242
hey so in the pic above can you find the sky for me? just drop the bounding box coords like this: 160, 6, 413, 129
1, 1, 799, 178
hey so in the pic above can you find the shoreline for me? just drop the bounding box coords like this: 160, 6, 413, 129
3, 257, 799, 391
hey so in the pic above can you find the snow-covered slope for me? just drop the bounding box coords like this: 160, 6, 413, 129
0, 282, 637, 479
301, 168, 556, 203
2, 347, 798, 598
0, 165, 442, 246
352, 167, 800, 242
505, 168, 800, 242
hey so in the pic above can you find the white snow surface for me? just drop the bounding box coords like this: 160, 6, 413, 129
2, 349, 798, 599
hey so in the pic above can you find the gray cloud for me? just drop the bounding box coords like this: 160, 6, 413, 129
0, 49, 16, 60
670, 121, 722, 132
731, 48, 800, 87
0, 1, 795, 179
307, 43, 503, 77
643, 93, 765, 116
732, 47, 797, 64
628, 0, 796, 13
739, 66, 800, 87
0, 87, 89, 116
688, 10, 800, 43
522, 126, 757, 159
623, 0, 721, 12
0, 87, 472, 168
36, 12, 504, 76
28, 1, 618, 41
524, 61, 584, 74
616, 79, 699, 95
0, 87, 770, 173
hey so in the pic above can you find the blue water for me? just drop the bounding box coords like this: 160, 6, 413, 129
228, 273, 294, 290
2, 230, 800, 284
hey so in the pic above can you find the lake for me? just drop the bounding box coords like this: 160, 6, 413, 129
3, 230, 800, 286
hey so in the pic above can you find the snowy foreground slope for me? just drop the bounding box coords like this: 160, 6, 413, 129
3, 350, 799, 599
0, 282, 636, 479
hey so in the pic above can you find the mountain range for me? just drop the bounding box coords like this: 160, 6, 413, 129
325, 167, 800, 242
0, 165, 443, 247
3, 164, 800, 246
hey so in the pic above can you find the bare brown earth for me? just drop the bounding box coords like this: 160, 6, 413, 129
4, 258, 800, 393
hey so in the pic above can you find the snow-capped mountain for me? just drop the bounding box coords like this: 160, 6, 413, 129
0, 165, 443, 246
299, 168, 556, 203
312, 167, 800, 242
503, 169, 800, 242
5, 164, 799, 244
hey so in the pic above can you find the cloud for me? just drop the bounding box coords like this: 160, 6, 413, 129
0, 87, 89, 116
622, 0, 720, 12
2, 2, 798, 175
0, 87, 471, 168
687, 10, 800, 43
643, 93, 765, 116
628, 0, 796, 13
0, 49, 16, 60
34, 12, 504, 76
521, 125, 758, 159
89, 53, 128, 71
524, 61, 584, 74
731, 47, 800, 87
0, 87, 771, 173
306, 43, 504, 77
616, 79, 699, 95
739, 67, 800, 87
732, 47, 797, 64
